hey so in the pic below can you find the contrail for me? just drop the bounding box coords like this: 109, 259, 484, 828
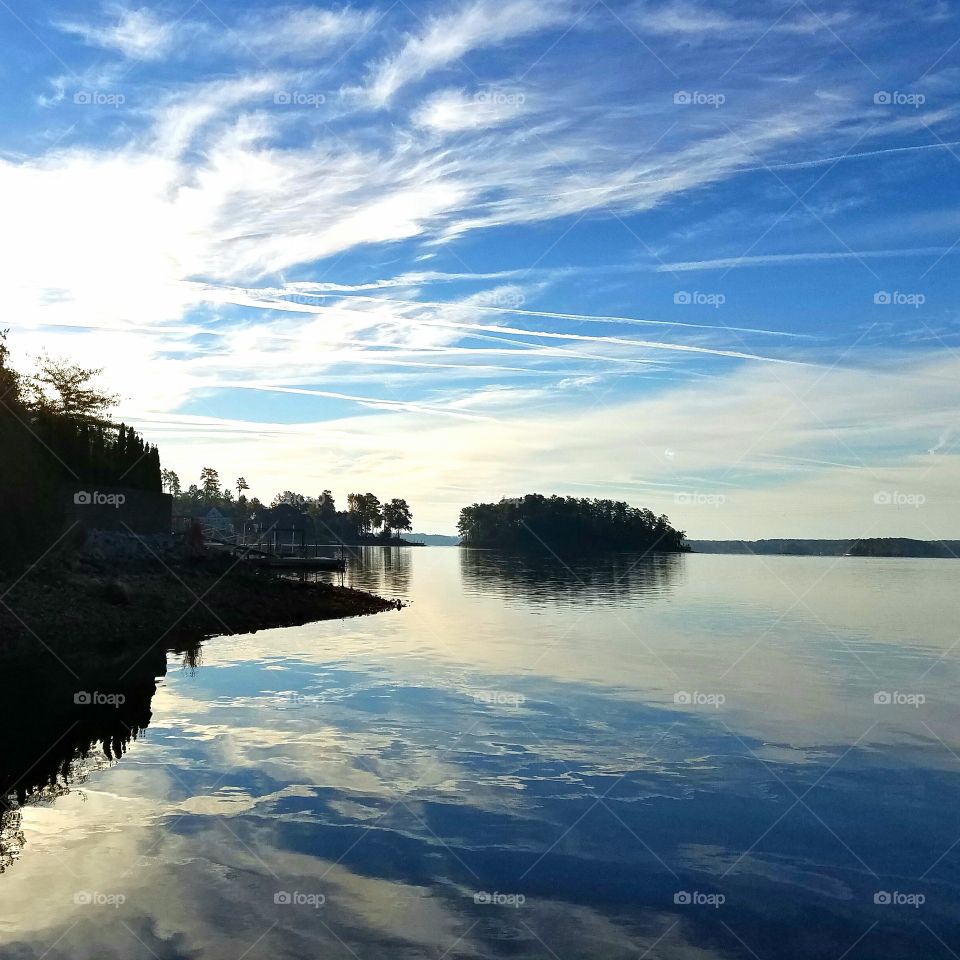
201, 281, 805, 339
765, 139, 960, 170
270, 290, 808, 338
658, 246, 960, 272
409, 318, 807, 365
224, 382, 495, 421
195, 283, 806, 364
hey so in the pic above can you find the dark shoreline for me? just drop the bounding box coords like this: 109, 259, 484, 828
0, 565, 396, 664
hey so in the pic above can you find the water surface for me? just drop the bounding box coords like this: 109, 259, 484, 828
2, 548, 958, 958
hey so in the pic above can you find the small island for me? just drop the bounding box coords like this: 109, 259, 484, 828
457, 494, 687, 553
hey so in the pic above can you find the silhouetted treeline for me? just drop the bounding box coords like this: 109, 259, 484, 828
31, 414, 161, 490
688, 537, 960, 557
457, 494, 687, 553
167, 473, 414, 543
847, 538, 956, 558
0, 333, 161, 570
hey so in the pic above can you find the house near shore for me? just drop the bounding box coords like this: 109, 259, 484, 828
201, 507, 235, 538
252, 503, 309, 548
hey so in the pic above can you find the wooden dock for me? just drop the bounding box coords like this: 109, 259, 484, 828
199, 530, 346, 572
247, 556, 345, 571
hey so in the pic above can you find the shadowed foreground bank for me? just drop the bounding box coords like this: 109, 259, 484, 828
0, 536, 396, 662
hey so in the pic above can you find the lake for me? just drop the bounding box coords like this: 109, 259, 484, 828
2, 548, 958, 958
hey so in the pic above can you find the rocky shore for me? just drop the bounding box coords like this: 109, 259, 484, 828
0, 530, 396, 662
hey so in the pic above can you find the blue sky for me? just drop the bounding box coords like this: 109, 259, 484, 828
3, 0, 960, 536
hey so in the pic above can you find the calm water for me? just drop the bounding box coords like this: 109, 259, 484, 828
2, 548, 959, 958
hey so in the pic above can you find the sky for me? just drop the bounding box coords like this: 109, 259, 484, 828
2, 0, 960, 537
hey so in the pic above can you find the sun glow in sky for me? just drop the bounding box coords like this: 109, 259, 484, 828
3, 0, 960, 536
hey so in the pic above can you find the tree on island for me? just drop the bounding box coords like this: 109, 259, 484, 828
347, 493, 383, 536
457, 494, 686, 553
383, 498, 413, 539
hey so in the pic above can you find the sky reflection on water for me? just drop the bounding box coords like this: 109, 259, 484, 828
1, 549, 959, 959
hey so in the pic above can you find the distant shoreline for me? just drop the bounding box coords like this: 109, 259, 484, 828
688, 537, 959, 559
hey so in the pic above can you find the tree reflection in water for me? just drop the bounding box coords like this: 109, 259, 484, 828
0, 639, 200, 874
458, 547, 685, 604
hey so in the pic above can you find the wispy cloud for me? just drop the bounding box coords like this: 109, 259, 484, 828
56, 4, 176, 60
359, 0, 571, 106
634, 0, 857, 37
229, 5, 378, 58
413, 87, 530, 132
8, 0, 960, 533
